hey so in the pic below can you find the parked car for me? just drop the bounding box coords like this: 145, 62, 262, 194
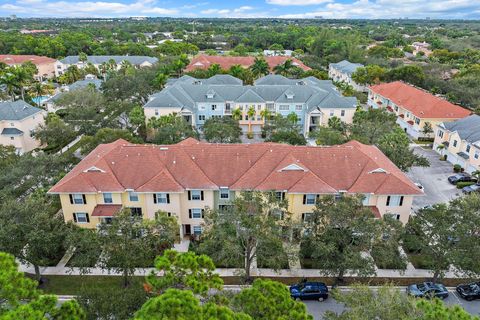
448, 173, 476, 185
462, 183, 480, 194
456, 282, 480, 301
290, 281, 328, 301
406, 282, 449, 299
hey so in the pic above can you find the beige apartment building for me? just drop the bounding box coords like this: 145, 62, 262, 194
0, 100, 46, 154
48, 138, 423, 236
0, 55, 57, 80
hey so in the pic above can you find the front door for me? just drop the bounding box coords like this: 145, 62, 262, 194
184, 224, 191, 235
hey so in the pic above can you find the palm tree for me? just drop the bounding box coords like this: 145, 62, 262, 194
436, 144, 446, 159
31, 82, 47, 106
0, 70, 17, 100
286, 112, 299, 124
328, 116, 344, 132
78, 52, 88, 63
273, 59, 294, 77
259, 109, 271, 126
229, 65, 244, 79
247, 106, 256, 134
12, 67, 32, 101
232, 108, 242, 121
207, 64, 221, 77
250, 57, 269, 78
153, 73, 168, 90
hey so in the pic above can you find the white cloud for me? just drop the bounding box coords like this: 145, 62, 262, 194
277, 0, 480, 19
200, 6, 265, 17
266, 0, 332, 5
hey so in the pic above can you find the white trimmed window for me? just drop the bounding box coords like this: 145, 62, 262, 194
329, 110, 334, 116
193, 225, 202, 235
155, 193, 169, 204
198, 115, 206, 121
362, 194, 370, 206
341, 110, 345, 117
438, 130, 444, 138
220, 188, 229, 199
386, 195, 404, 207
129, 192, 139, 202
72, 194, 85, 204
74, 212, 89, 223
296, 105, 303, 111
302, 212, 312, 222
304, 194, 316, 205
385, 213, 401, 220
453, 140, 458, 147
279, 105, 289, 111
191, 208, 203, 219
190, 190, 202, 200
103, 193, 113, 204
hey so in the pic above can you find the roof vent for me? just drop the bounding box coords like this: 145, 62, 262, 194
160, 147, 168, 150
83, 166, 105, 173
369, 168, 388, 174
280, 164, 306, 172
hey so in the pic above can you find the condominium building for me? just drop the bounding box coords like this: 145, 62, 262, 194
328, 60, 366, 92
0, 55, 57, 80
144, 74, 357, 135
54, 55, 158, 77
434, 115, 480, 174
0, 100, 46, 154
48, 138, 423, 235
368, 81, 471, 139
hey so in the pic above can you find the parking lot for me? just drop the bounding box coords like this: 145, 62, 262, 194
406, 146, 461, 210
304, 288, 480, 319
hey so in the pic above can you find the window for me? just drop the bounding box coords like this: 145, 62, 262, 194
302, 213, 312, 222
386, 195, 404, 207
394, 106, 398, 112
304, 194, 316, 205
154, 193, 169, 204
220, 188, 229, 199
385, 213, 401, 220
475, 152, 479, 160
257, 104, 262, 110
10, 137, 14, 140
329, 110, 334, 116
103, 193, 113, 204
296, 105, 303, 111
10, 123, 14, 126
275, 191, 285, 201
279, 105, 289, 111
341, 110, 345, 117
270, 209, 284, 220
29, 129, 35, 137
362, 194, 370, 205
74, 212, 89, 223
130, 207, 142, 218
71, 193, 85, 205
438, 130, 444, 138
198, 105, 206, 111
155, 109, 159, 116
189, 190, 203, 201
211, 104, 217, 111
415, 118, 420, 125
193, 225, 202, 235
453, 140, 458, 147
466, 145, 471, 153
266, 103, 275, 111
198, 115, 205, 121
129, 192, 139, 202
190, 208, 203, 219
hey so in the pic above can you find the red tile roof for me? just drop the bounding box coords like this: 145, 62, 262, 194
369, 81, 471, 119
0, 55, 56, 65
91, 204, 122, 217
49, 138, 422, 197
367, 206, 382, 219
185, 55, 311, 72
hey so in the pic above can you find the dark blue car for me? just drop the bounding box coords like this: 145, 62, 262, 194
406, 282, 449, 299
290, 281, 328, 301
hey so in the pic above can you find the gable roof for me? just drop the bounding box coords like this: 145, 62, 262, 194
60, 55, 158, 65
49, 138, 422, 197
329, 60, 364, 75
442, 115, 480, 145
185, 55, 311, 72
369, 81, 471, 119
0, 100, 43, 121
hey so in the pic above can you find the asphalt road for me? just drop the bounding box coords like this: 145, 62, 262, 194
304, 288, 480, 319
406, 146, 461, 211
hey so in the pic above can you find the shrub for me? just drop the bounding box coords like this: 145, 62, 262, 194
247, 132, 254, 139
456, 181, 476, 189
453, 164, 462, 172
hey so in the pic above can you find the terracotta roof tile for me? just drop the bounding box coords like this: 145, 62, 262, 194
0, 54, 56, 65
185, 55, 311, 72
49, 139, 422, 196
369, 81, 471, 119
91, 204, 122, 217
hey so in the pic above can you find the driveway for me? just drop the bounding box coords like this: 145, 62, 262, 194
406, 146, 461, 211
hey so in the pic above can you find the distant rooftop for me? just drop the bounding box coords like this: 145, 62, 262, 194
59, 55, 158, 65
0, 100, 43, 121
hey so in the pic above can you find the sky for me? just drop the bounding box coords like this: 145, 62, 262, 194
1, 0, 479, 19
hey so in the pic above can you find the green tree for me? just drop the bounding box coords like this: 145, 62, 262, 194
262, 114, 306, 145
378, 127, 430, 171
387, 65, 426, 87
231, 279, 313, 320
302, 195, 380, 284
371, 216, 408, 270
146, 249, 223, 297
153, 72, 168, 90
199, 191, 293, 281
128, 105, 146, 132
352, 65, 386, 85
0, 145, 19, 169
229, 64, 245, 79
311, 127, 346, 146
247, 106, 256, 134
350, 108, 398, 144
0, 252, 85, 319
98, 209, 178, 287
232, 108, 242, 121
250, 57, 270, 78
207, 63, 222, 77
135, 289, 250, 320
149, 114, 199, 144
35, 113, 77, 150
203, 117, 242, 143
422, 122, 434, 136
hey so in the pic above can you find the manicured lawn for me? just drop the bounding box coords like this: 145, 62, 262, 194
40, 275, 145, 295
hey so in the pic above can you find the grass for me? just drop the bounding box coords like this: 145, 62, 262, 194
406, 252, 435, 269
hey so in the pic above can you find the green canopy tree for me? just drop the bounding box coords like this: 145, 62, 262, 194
352, 65, 386, 85
311, 126, 347, 146
350, 108, 398, 144
148, 113, 199, 144
199, 191, 294, 281
80, 127, 142, 156
35, 113, 77, 150
203, 117, 242, 143
231, 279, 313, 320
146, 249, 223, 297
302, 195, 380, 284
262, 114, 306, 145
0, 252, 85, 319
